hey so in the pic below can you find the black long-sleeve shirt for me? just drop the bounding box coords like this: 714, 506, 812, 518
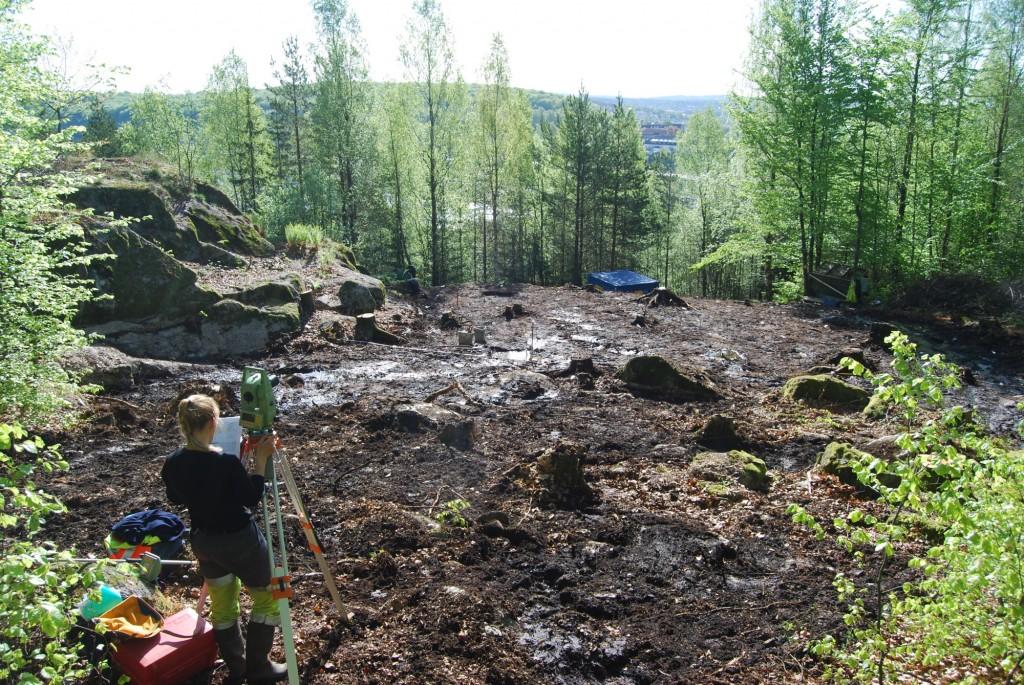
161, 447, 265, 534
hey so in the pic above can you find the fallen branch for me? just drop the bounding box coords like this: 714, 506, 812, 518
424, 380, 482, 406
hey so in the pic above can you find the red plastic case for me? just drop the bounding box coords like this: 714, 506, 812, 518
110, 608, 217, 685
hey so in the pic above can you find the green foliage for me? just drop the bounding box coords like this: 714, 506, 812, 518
201, 51, 273, 213
0, 1, 96, 420
283, 222, 326, 250
790, 331, 1024, 682
83, 97, 122, 157
0, 423, 105, 683
127, 87, 200, 185
434, 498, 470, 528
772, 281, 802, 303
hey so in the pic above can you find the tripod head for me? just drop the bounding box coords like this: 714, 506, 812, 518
240, 367, 278, 434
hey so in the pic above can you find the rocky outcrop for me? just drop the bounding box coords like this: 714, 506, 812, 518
67, 161, 307, 362
76, 225, 221, 327
69, 177, 272, 262
186, 202, 273, 257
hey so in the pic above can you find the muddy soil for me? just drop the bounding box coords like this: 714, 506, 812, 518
46, 276, 1024, 684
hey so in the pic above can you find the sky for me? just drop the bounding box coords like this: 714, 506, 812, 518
21, 0, 763, 97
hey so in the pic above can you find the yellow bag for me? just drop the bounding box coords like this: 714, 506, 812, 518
96, 596, 164, 639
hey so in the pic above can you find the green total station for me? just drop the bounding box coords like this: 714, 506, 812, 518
240, 366, 278, 433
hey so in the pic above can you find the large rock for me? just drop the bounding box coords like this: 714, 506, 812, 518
97, 299, 301, 361
67, 161, 310, 361
69, 183, 203, 261
816, 442, 899, 492
616, 356, 721, 403
698, 415, 743, 450
338, 270, 386, 315
230, 276, 304, 308
62, 346, 194, 390
76, 225, 221, 327
781, 374, 870, 410
688, 450, 772, 494
394, 403, 461, 432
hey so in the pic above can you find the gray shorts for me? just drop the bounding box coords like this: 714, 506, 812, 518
190, 520, 272, 588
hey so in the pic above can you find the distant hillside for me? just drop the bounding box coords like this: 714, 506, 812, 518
590, 95, 727, 125
71, 87, 726, 132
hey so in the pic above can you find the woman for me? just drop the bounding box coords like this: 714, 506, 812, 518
161, 394, 287, 684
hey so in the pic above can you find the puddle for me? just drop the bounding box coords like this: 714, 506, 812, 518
550, 310, 584, 324
528, 336, 562, 350
725, 575, 770, 593
518, 606, 584, 667
276, 361, 435, 409
300, 361, 428, 382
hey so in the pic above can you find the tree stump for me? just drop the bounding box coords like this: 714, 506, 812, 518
533, 442, 595, 509
299, 290, 315, 323
439, 311, 460, 330
551, 357, 600, 378
355, 313, 405, 345
636, 287, 689, 308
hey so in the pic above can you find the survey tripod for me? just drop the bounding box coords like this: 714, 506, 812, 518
239, 367, 351, 685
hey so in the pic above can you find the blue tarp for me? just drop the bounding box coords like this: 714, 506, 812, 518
586, 270, 659, 293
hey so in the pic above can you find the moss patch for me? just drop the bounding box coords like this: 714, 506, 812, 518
187, 203, 273, 256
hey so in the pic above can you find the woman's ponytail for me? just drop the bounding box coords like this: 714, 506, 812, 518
177, 394, 219, 447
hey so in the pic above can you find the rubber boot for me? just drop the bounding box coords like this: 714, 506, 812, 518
246, 622, 289, 683
213, 623, 246, 685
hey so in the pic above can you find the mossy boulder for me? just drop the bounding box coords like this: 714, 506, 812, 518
196, 241, 246, 267
194, 181, 242, 214
816, 442, 900, 492
863, 394, 887, 419
76, 225, 220, 326
328, 242, 360, 272
186, 202, 273, 256
782, 374, 870, 410
616, 355, 721, 403
688, 450, 771, 494
338, 270, 386, 315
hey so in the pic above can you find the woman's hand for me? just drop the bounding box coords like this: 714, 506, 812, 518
250, 435, 276, 476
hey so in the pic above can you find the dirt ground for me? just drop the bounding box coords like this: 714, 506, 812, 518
44, 263, 1024, 684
